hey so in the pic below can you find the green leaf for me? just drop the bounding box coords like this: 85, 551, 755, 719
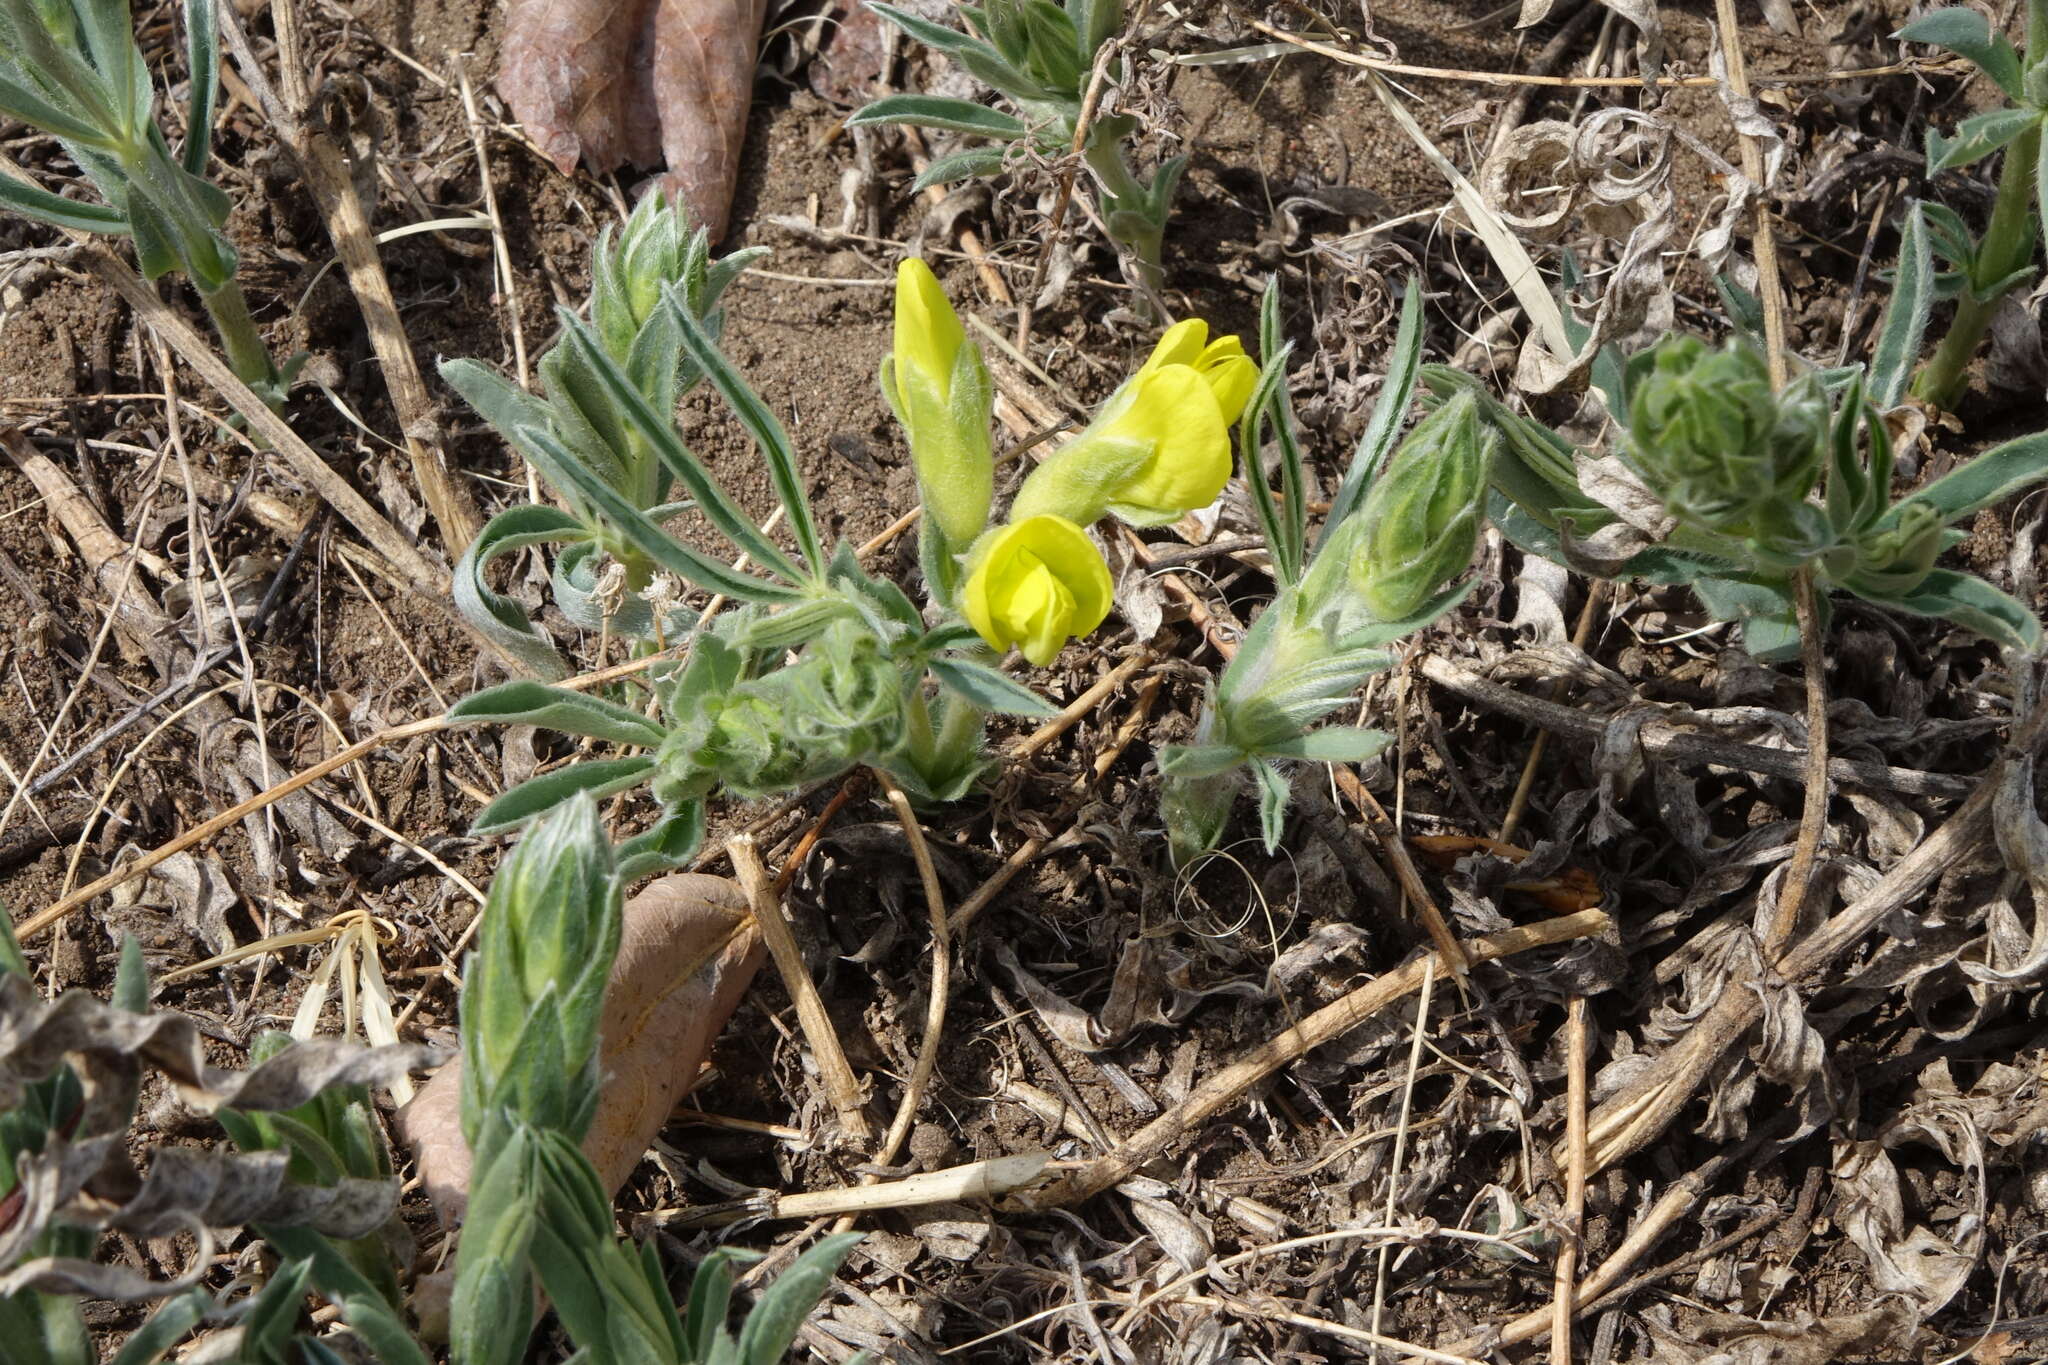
929, 655, 1059, 716
1885, 428, 2048, 528
530, 427, 803, 604
1156, 744, 1245, 778
556, 313, 810, 582
1896, 8, 2024, 101
0, 168, 125, 234
454, 503, 590, 681
1259, 726, 1392, 764
179, 0, 215, 178
868, 2, 1051, 100
910, 146, 1013, 193
450, 681, 669, 748
1322, 277, 1424, 545
1260, 275, 1309, 581
848, 94, 1029, 138
1870, 200, 1934, 408
663, 298, 826, 577
733, 1233, 862, 1365
1237, 340, 1300, 586
1251, 759, 1289, 853
0, 67, 118, 147
112, 934, 147, 1012
470, 757, 657, 836
1870, 568, 2044, 652
1925, 106, 2041, 172
107, 1290, 209, 1365
683, 1249, 754, 1361
614, 802, 706, 881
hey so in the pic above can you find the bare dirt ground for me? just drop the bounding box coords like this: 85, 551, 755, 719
3, 0, 2047, 1360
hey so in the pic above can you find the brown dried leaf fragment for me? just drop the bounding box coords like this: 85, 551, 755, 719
399, 873, 762, 1224
497, 0, 770, 239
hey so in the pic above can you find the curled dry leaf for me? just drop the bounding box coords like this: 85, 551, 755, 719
0, 972, 438, 1114
497, 0, 771, 239
399, 873, 762, 1223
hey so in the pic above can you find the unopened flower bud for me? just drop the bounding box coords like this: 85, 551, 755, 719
883, 259, 995, 550
1344, 392, 1489, 621
1843, 501, 1948, 598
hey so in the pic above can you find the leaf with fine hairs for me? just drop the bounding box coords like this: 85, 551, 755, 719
497, 0, 770, 239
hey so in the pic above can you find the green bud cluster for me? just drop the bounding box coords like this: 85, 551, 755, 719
651, 624, 908, 803
458, 797, 620, 1146
1341, 392, 1492, 622
1624, 338, 1828, 538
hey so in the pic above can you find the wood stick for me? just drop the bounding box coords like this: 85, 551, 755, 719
729, 835, 871, 1142
1022, 909, 1608, 1206
229, 0, 482, 552
1550, 995, 1589, 1365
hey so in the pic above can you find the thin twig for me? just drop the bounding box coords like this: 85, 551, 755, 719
1550, 995, 1590, 1365
226, 0, 483, 552
1418, 654, 1968, 799
1499, 581, 1608, 843
729, 834, 872, 1143
1711, 0, 1789, 387
1368, 956, 1436, 1360
1242, 17, 1930, 90
831, 779, 956, 1231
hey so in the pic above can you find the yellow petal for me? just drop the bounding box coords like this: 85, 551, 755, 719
960, 516, 1112, 663
1102, 366, 1231, 515
1200, 351, 1257, 425
1143, 318, 1210, 374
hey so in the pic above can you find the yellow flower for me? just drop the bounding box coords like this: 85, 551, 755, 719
1009, 316, 1256, 529
962, 516, 1114, 666
1139, 318, 1257, 423
882, 258, 993, 549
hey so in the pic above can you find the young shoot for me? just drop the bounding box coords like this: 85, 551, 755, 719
1894, 1, 2048, 407
850, 0, 1182, 306
0, 0, 287, 402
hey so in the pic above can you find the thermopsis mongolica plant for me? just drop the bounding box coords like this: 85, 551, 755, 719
849, 0, 1182, 305
1443, 329, 2048, 661
1159, 284, 1491, 864
0, 0, 287, 402
446, 237, 1260, 860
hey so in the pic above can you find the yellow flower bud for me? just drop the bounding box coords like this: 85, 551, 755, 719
962, 515, 1114, 666
883, 258, 995, 550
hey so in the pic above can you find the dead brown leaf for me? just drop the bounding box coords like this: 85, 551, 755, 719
399, 873, 762, 1223
497, 0, 770, 239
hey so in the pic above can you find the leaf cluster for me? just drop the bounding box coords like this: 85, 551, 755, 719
1158, 281, 1484, 862
446, 198, 764, 678
1453, 317, 2048, 658
850, 1, 1181, 291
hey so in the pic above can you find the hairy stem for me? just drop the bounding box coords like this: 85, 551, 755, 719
199, 280, 283, 406
1765, 565, 1829, 958
1081, 134, 1165, 310
1912, 123, 2042, 410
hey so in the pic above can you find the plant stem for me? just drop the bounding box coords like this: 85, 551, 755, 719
199, 279, 284, 404
1912, 122, 2043, 410
1081, 134, 1165, 307
1764, 564, 1829, 958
